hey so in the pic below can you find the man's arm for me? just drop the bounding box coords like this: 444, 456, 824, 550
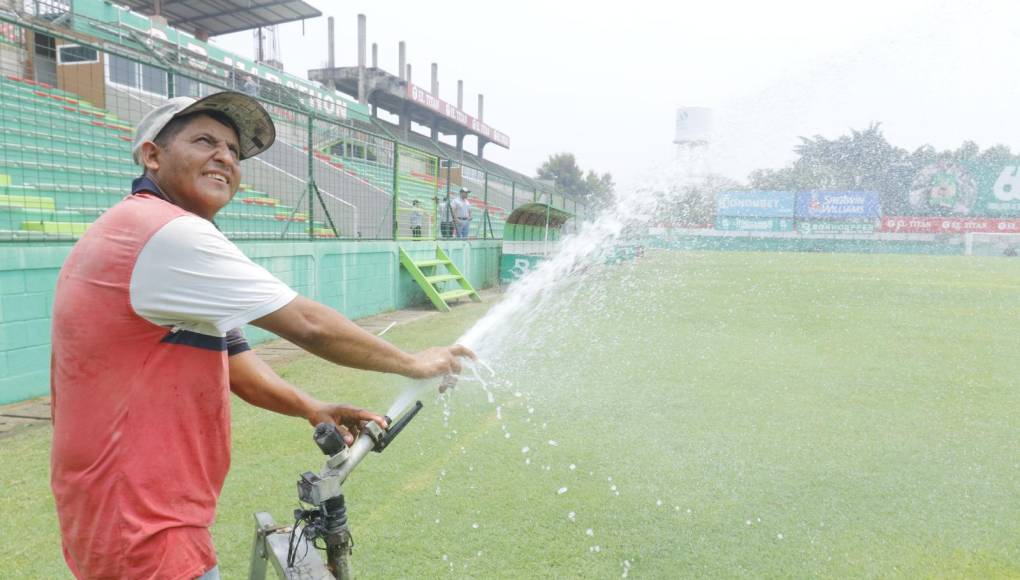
229, 349, 386, 442
251, 296, 474, 379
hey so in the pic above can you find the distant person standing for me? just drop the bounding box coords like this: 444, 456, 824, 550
242, 75, 259, 97
410, 199, 424, 238
451, 187, 472, 238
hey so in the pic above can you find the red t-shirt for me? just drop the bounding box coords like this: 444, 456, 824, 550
50, 193, 293, 579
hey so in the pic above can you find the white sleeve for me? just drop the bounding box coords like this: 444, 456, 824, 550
130, 216, 298, 336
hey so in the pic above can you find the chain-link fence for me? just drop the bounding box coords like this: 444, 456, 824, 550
0, 5, 585, 242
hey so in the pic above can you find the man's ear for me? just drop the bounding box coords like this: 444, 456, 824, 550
139, 141, 161, 173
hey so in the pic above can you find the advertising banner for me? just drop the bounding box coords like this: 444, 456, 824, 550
715, 217, 794, 232
408, 84, 510, 147
881, 216, 1020, 234
797, 221, 876, 234
907, 161, 1020, 216
716, 191, 795, 218
795, 191, 881, 219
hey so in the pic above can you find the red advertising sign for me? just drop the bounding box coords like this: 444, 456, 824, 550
881, 216, 1020, 233
407, 83, 510, 148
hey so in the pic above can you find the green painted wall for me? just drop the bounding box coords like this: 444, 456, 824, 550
0, 239, 501, 405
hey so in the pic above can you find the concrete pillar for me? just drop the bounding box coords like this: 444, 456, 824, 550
477, 93, 484, 121
357, 14, 366, 105
477, 139, 488, 159
372, 43, 378, 68
430, 62, 438, 96
398, 41, 406, 81
327, 17, 335, 69
457, 80, 463, 109
406, 64, 412, 84
456, 133, 464, 152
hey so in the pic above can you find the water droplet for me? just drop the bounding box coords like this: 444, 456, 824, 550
521, 446, 530, 454
568, 511, 576, 521
594, 545, 601, 552
525, 458, 531, 465
776, 533, 784, 540
528, 407, 535, 414
495, 406, 502, 419
569, 464, 576, 471
607, 476, 613, 482
610, 485, 617, 492
586, 528, 594, 537
442, 554, 448, 561
746, 520, 752, 526
557, 487, 569, 495
434, 518, 441, 524
472, 523, 480, 529
435, 486, 441, 496
514, 391, 522, 397
504, 432, 511, 439
548, 440, 559, 446
656, 499, 662, 507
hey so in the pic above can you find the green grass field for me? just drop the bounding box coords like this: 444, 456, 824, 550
2, 250, 1019, 578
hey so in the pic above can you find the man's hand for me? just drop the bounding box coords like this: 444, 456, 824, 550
307, 403, 388, 445
405, 344, 477, 380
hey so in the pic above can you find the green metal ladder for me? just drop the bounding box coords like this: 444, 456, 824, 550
398, 245, 481, 312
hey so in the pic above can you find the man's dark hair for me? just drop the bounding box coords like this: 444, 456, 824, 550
153, 110, 240, 150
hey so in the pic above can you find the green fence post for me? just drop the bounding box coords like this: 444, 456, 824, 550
307, 113, 315, 239
483, 171, 489, 239
392, 141, 400, 240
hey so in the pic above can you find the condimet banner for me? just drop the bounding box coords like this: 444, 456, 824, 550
716, 191, 796, 218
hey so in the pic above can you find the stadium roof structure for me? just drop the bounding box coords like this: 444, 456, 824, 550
309, 66, 510, 151
113, 0, 321, 38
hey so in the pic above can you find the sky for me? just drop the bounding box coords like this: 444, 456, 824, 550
213, 0, 1020, 192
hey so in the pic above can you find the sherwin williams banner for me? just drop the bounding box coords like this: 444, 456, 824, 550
797, 221, 876, 234
796, 191, 881, 219
881, 216, 1020, 234
716, 191, 795, 218
715, 217, 794, 232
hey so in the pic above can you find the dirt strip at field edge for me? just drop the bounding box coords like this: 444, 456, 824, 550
0, 287, 501, 440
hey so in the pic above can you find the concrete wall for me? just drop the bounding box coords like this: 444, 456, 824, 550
0, 239, 501, 404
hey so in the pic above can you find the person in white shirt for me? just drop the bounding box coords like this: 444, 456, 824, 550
451, 187, 472, 238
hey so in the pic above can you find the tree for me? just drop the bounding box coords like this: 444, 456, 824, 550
536, 153, 614, 207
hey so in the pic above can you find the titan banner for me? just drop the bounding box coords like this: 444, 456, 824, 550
796, 191, 881, 219
716, 191, 795, 218
880, 216, 1020, 234
797, 221, 877, 234
715, 217, 794, 232
907, 161, 1020, 216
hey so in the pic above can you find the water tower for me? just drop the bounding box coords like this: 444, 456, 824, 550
673, 106, 713, 188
